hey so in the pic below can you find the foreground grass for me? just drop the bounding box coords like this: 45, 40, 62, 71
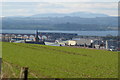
2, 42, 118, 78
0, 42, 2, 58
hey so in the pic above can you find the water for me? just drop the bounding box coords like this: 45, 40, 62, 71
0, 29, 118, 36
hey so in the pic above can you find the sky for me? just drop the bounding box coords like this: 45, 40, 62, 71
1, 0, 119, 17
2, 0, 120, 2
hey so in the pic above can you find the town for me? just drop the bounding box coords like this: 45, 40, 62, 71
0, 30, 119, 51
1, 1, 119, 79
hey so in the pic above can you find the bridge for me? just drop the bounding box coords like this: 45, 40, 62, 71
0, 32, 78, 41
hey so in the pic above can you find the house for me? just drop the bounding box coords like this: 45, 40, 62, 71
66, 40, 77, 46
66, 38, 106, 49
93, 40, 105, 49
66, 39, 93, 47
74, 39, 92, 47
10, 38, 25, 43
106, 40, 119, 51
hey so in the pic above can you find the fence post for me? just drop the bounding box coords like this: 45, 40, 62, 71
23, 67, 28, 80
19, 67, 28, 80
54, 78, 64, 80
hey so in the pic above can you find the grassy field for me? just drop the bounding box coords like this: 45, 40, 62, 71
2, 42, 118, 78
0, 42, 2, 58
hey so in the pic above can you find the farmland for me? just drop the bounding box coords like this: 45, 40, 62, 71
2, 42, 118, 78
0, 42, 2, 58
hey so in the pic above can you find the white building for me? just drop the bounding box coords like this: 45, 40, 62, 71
66, 38, 106, 49
67, 40, 77, 46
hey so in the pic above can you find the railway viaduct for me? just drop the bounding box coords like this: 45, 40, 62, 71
0, 32, 78, 41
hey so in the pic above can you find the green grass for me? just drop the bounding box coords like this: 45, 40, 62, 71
2, 42, 118, 78
0, 42, 2, 58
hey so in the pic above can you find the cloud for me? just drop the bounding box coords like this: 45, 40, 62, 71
1, 2, 118, 17
3, 9, 28, 12
35, 2, 118, 15
60, 2, 118, 9
2, 0, 119, 2
36, 3, 65, 9
2, 9, 32, 16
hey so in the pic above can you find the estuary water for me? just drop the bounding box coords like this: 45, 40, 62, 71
0, 29, 118, 36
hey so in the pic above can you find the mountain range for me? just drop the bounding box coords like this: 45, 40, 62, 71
31, 12, 109, 18
1, 12, 118, 31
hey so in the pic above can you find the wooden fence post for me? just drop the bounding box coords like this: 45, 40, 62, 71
23, 67, 28, 80
19, 67, 28, 80
54, 78, 64, 80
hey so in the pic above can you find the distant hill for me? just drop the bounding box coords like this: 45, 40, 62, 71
2, 12, 118, 31
31, 12, 109, 18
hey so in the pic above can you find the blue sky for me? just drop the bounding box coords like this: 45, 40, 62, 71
1, 1, 118, 17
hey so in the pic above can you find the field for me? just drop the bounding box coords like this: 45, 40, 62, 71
0, 42, 2, 58
2, 42, 118, 78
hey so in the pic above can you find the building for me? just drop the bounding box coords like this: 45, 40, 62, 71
24, 30, 45, 45
93, 40, 105, 49
106, 40, 119, 51
66, 40, 77, 46
66, 39, 93, 47
66, 38, 106, 49
9, 30, 45, 45
75, 39, 92, 47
